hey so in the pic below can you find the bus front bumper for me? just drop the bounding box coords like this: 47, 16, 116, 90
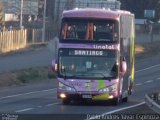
57, 91, 117, 101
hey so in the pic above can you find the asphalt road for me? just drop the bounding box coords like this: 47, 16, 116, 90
0, 46, 53, 73
0, 46, 160, 120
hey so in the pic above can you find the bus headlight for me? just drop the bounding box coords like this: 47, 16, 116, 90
99, 84, 117, 93
59, 82, 76, 92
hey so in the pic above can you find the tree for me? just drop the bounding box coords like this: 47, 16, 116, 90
46, 0, 56, 20
0, 0, 4, 24
155, 0, 160, 21
64, 0, 75, 10
120, 0, 160, 21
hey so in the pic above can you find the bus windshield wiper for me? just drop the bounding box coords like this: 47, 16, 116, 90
89, 72, 111, 81
69, 73, 90, 77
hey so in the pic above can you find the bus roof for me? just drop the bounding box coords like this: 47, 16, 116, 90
62, 8, 133, 20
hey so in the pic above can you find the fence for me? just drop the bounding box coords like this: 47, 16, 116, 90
0, 30, 26, 53
0, 29, 53, 53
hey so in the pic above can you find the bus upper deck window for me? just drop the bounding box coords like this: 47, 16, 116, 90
67, 26, 78, 39
62, 23, 68, 39
86, 23, 93, 40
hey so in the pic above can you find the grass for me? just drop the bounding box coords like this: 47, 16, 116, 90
0, 66, 56, 87
15, 66, 56, 84
135, 41, 160, 59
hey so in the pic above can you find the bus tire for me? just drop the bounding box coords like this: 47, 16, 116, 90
128, 88, 132, 95
128, 77, 133, 95
62, 99, 71, 105
122, 97, 128, 102
112, 97, 121, 106
128, 83, 133, 95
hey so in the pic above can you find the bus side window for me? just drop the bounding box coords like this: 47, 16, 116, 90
62, 23, 68, 39
86, 23, 93, 40
67, 26, 78, 39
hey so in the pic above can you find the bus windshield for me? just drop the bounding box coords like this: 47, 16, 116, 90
60, 19, 118, 42
58, 49, 118, 79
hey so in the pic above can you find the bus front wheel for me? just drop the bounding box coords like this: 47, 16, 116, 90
62, 99, 71, 105
122, 97, 128, 102
112, 97, 121, 106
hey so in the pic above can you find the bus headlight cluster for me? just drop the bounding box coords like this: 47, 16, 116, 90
99, 84, 117, 93
59, 82, 76, 92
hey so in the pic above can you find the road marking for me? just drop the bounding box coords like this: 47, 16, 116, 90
135, 64, 160, 73
134, 64, 160, 87
135, 83, 142, 86
43, 88, 57, 92
88, 102, 145, 120
136, 80, 154, 86
16, 108, 34, 113
46, 103, 59, 107
145, 80, 153, 83
102, 102, 145, 115
0, 88, 56, 100
37, 106, 42, 108
16, 102, 60, 112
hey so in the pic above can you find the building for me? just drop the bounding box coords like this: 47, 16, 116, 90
120, 0, 160, 21
53, 0, 121, 23
75, 0, 121, 9
2, 0, 38, 22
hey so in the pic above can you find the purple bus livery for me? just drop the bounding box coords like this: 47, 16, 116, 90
52, 8, 135, 105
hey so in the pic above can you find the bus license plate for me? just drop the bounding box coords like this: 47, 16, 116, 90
82, 95, 92, 99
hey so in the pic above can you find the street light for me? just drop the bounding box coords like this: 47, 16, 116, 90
20, 0, 24, 29
42, 0, 46, 43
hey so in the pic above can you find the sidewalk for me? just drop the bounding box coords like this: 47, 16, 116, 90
145, 92, 160, 114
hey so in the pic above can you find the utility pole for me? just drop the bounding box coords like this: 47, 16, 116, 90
42, 0, 46, 43
20, 0, 24, 29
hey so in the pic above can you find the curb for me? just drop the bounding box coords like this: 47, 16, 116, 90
145, 94, 160, 114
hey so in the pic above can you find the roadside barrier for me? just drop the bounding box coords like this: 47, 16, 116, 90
145, 93, 160, 114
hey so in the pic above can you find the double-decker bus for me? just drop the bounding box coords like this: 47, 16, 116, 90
52, 8, 135, 105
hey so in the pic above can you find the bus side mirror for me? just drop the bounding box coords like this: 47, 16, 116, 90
52, 59, 57, 72
121, 61, 127, 73
120, 57, 127, 76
